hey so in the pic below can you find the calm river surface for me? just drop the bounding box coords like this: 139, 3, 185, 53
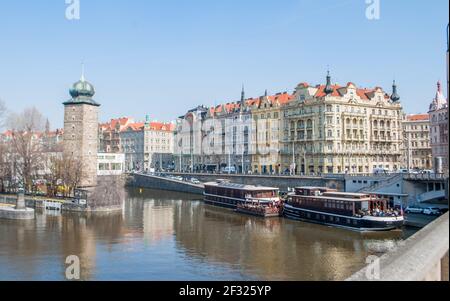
0, 188, 416, 281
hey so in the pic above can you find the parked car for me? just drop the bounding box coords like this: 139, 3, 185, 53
373, 168, 390, 175
190, 178, 201, 184
221, 166, 236, 174
405, 206, 424, 214
423, 207, 441, 216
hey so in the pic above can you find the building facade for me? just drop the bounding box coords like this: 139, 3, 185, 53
282, 74, 404, 175
63, 73, 100, 188
120, 122, 145, 172
175, 89, 256, 174
117, 118, 175, 172
97, 153, 125, 176
99, 117, 134, 153
249, 92, 294, 174
143, 116, 175, 171
428, 81, 448, 173
402, 114, 432, 170
175, 76, 406, 175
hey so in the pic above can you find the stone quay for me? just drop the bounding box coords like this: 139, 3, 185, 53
0, 192, 35, 220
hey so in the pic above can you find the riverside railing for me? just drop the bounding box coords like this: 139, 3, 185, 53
347, 212, 449, 281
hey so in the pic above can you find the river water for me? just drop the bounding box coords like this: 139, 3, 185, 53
0, 188, 416, 281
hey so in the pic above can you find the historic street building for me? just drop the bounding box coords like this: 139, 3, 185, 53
248, 91, 294, 174
283, 73, 404, 175
115, 117, 174, 172
402, 114, 432, 170
175, 73, 407, 175
99, 117, 135, 153
428, 81, 448, 173
120, 122, 145, 172
63, 71, 100, 188
143, 116, 175, 171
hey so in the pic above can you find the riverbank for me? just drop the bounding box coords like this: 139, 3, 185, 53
0, 205, 35, 220
0, 193, 123, 213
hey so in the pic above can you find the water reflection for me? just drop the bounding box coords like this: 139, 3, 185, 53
0, 188, 412, 281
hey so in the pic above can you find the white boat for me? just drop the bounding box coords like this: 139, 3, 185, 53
44, 200, 63, 211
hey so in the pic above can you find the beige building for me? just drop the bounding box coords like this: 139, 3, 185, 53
143, 116, 175, 171
248, 92, 294, 174
402, 114, 432, 170
428, 81, 448, 173
282, 73, 404, 175
63, 72, 100, 188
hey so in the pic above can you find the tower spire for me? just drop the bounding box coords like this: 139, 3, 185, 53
324, 69, 333, 95
390, 80, 400, 102
81, 62, 85, 82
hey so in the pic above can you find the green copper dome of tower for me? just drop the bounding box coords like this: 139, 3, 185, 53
64, 65, 100, 107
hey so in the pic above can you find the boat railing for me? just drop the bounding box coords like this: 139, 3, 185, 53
238, 203, 281, 214
355, 209, 403, 218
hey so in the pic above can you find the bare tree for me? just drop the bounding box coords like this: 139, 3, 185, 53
89, 176, 126, 209
7, 107, 46, 193
0, 99, 10, 192
0, 98, 6, 129
45, 152, 83, 197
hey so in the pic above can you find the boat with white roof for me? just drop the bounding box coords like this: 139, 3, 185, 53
283, 187, 404, 231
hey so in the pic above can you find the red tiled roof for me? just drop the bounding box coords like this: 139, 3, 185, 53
209, 92, 294, 114
123, 122, 145, 132
406, 114, 429, 122
147, 122, 175, 132
100, 117, 134, 131
315, 85, 342, 97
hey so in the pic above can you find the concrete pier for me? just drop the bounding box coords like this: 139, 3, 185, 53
0, 192, 35, 220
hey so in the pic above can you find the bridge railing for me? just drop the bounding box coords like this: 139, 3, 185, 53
347, 212, 449, 281
403, 173, 449, 181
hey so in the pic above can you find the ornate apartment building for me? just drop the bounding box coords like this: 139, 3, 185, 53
143, 116, 175, 171
63, 72, 100, 188
99, 116, 174, 172
175, 73, 407, 175
99, 117, 135, 153
175, 89, 293, 174
428, 81, 448, 173
402, 114, 432, 170
120, 122, 145, 171
248, 92, 294, 174
282, 73, 404, 175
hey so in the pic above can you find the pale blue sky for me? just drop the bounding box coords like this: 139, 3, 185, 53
0, 0, 448, 128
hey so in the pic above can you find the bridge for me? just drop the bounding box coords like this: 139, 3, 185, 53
347, 212, 449, 281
